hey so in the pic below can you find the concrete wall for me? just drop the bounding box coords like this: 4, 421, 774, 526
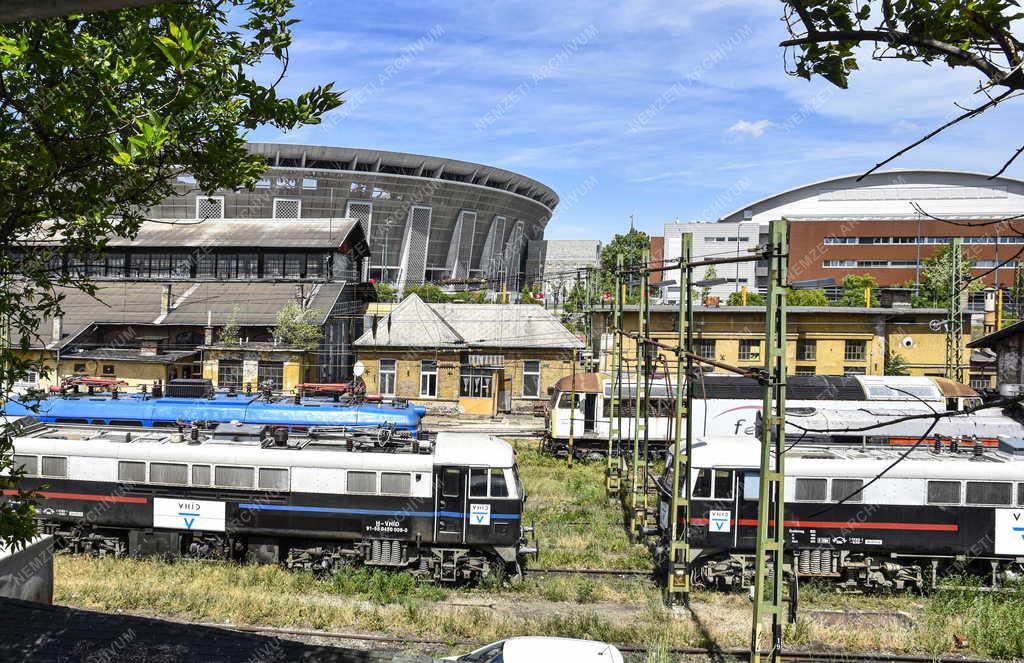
0, 536, 53, 604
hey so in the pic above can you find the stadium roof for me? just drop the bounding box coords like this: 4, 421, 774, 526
248, 143, 558, 211
719, 169, 1024, 223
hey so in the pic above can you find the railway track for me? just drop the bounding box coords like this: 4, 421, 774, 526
209, 622, 996, 662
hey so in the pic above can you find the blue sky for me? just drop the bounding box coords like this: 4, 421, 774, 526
250, 1, 1024, 243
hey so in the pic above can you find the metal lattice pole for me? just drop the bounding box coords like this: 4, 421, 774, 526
666, 233, 693, 605
629, 248, 649, 541
750, 219, 788, 663
606, 255, 623, 495
946, 237, 964, 383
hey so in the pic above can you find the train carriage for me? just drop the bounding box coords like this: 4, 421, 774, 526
657, 436, 1024, 590
2, 419, 531, 583
544, 373, 988, 456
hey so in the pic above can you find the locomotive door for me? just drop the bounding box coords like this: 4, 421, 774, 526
435, 467, 467, 544
584, 394, 597, 432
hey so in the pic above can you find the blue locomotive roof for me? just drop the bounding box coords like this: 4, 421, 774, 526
1, 393, 425, 430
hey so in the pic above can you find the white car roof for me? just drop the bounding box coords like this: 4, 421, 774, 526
502, 637, 623, 662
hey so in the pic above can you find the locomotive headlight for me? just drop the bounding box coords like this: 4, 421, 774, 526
901, 336, 914, 349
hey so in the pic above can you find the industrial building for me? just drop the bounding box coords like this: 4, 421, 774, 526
14, 219, 371, 391
662, 170, 1024, 299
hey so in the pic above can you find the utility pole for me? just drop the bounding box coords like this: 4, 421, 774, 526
666, 232, 693, 606
945, 237, 964, 383
750, 219, 789, 663
568, 348, 576, 469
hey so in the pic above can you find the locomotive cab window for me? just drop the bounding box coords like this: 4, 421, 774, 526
1019, 483, 1024, 505
442, 468, 462, 497
966, 481, 1012, 506
468, 468, 511, 498
215, 466, 254, 489
118, 460, 145, 483
490, 469, 509, 498
150, 463, 187, 485
380, 472, 411, 496
693, 469, 733, 499
347, 471, 376, 494
795, 478, 827, 502
12, 455, 37, 476
927, 480, 961, 505
258, 468, 289, 491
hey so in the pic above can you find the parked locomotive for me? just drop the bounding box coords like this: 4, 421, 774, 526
656, 436, 1024, 591
1, 418, 532, 583
544, 373, 985, 456
2, 385, 425, 432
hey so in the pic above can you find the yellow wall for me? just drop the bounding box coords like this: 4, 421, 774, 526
601, 309, 970, 377
14, 351, 190, 391
357, 349, 575, 415
201, 348, 310, 392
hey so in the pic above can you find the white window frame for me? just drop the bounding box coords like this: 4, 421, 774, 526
195, 195, 225, 220
419, 359, 438, 398
272, 197, 302, 219
522, 360, 541, 398
379, 359, 397, 397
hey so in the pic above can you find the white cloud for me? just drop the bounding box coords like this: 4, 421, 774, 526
727, 119, 773, 140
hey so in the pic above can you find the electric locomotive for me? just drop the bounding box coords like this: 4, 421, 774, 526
2, 418, 533, 583
657, 436, 1024, 591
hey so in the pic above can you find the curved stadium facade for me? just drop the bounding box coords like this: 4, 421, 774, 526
148, 143, 558, 290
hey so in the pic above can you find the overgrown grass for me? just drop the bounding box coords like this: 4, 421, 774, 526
923, 578, 1024, 660
511, 440, 650, 570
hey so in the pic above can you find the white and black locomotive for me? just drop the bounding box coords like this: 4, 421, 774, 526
2, 418, 534, 583
658, 435, 1024, 591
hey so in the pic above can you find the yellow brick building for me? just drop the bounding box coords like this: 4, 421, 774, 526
354, 294, 582, 416
593, 305, 977, 381
200, 344, 313, 392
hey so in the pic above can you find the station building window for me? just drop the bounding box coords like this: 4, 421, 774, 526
218, 360, 243, 389
257, 361, 284, 391
460, 368, 493, 398
844, 340, 867, 362
420, 360, 437, 398
379, 359, 397, 396
738, 339, 760, 361
522, 360, 540, 398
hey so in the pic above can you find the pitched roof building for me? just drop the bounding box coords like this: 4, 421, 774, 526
354, 294, 581, 416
